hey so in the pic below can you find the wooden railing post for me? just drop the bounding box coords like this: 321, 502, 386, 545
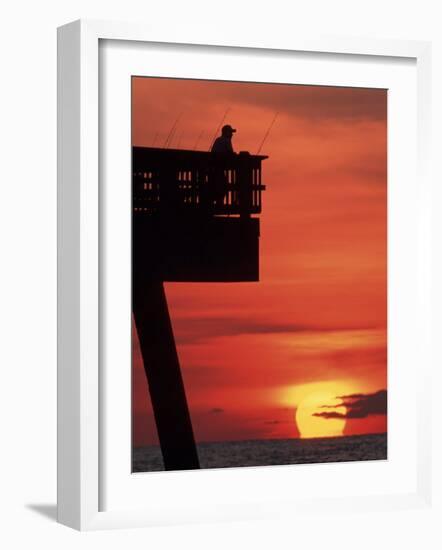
237, 152, 252, 219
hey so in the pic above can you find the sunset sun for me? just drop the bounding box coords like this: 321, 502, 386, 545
279, 381, 355, 439
295, 389, 346, 439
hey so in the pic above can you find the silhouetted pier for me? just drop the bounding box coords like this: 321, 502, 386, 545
132, 146, 268, 470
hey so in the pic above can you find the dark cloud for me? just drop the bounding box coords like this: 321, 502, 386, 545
173, 316, 380, 345
337, 392, 367, 399
313, 389, 387, 420
173, 317, 306, 345
220, 82, 387, 123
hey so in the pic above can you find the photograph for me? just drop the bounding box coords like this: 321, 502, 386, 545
131, 76, 388, 473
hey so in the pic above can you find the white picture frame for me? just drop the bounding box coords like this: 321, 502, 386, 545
57, 19, 432, 531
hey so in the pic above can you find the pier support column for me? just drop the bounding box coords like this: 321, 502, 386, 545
133, 279, 200, 471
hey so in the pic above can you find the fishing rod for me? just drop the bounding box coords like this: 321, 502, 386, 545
256, 111, 279, 155
163, 112, 183, 148
208, 107, 231, 151
167, 124, 180, 149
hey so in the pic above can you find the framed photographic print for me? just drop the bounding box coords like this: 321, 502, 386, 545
57, 19, 432, 530
130, 76, 388, 473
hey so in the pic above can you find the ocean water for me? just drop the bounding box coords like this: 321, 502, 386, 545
132, 433, 387, 472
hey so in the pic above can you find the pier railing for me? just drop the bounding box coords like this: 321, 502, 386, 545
133, 147, 267, 217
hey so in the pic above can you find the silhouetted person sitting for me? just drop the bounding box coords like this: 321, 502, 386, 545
211, 124, 236, 153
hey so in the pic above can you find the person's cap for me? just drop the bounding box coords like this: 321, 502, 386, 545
222, 124, 236, 134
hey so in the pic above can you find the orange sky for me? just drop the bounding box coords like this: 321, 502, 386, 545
132, 77, 387, 446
